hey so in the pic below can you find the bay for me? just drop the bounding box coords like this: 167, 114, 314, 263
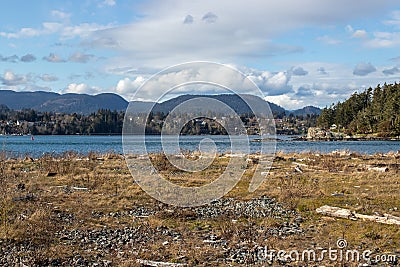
0, 135, 399, 158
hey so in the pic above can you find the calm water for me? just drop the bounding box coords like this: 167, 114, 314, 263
1, 135, 399, 158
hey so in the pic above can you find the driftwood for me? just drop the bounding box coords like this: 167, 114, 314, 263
71, 186, 88, 191
136, 259, 186, 267
316, 205, 400, 225
367, 166, 389, 172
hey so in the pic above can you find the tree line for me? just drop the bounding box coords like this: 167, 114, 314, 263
317, 82, 400, 137
0, 106, 124, 135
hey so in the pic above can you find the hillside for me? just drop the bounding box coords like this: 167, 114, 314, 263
287, 106, 321, 116
149, 94, 286, 117
0, 90, 128, 114
317, 82, 400, 137
0, 90, 320, 116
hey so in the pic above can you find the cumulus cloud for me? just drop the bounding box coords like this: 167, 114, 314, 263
20, 54, 36, 62
1, 71, 31, 86
346, 25, 368, 38
248, 70, 294, 96
43, 53, 66, 63
382, 66, 400, 75
353, 62, 377, 76
352, 29, 367, 38
115, 77, 145, 96
183, 15, 194, 24
68, 52, 95, 63
264, 95, 303, 110
202, 12, 218, 23
111, 64, 295, 101
63, 83, 101, 94
291, 67, 308, 76
39, 74, 59, 82
0, 54, 18, 63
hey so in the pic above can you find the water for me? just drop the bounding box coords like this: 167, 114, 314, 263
1, 135, 399, 158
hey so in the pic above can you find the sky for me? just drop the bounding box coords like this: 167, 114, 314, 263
1, 0, 400, 109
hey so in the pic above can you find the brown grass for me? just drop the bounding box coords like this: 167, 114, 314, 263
0, 151, 399, 266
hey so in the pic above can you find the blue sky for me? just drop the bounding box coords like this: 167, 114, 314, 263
1, 0, 400, 109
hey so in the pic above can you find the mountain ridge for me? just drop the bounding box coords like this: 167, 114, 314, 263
0, 90, 320, 116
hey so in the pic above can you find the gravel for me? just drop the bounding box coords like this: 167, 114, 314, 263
0, 196, 306, 266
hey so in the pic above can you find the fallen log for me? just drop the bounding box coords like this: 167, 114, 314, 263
136, 259, 186, 266
367, 166, 389, 172
316, 205, 355, 220
316, 205, 400, 225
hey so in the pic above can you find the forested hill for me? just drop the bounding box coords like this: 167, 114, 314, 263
317, 82, 400, 137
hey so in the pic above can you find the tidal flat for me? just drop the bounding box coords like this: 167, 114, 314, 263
0, 151, 399, 266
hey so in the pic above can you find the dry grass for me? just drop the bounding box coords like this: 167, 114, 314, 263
0, 151, 399, 266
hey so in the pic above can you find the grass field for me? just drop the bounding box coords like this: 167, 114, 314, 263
0, 150, 399, 266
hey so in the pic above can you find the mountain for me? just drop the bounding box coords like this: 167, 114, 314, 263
0, 90, 128, 114
37, 93, 128, 114
287, 106, 322, 116
0, 90, 60, 110
0, 90, 319, 116
148, 94, 286, 116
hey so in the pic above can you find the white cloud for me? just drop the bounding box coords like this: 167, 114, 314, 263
115, 77, 145, 95
110, 64, 295, 101
352, 29, 367, 38
63, 83, 101, 94
87, 0, 395, 68
0, 22, 63, 38
264, 95, 303, 110
51, 10, 71, 21
248, 70, 294, 96
345, 25, 354, 33
317, 35, 342, 45
39, 74, 59, 82
365, 31, 400, 48
0, 21, 112, 40
43, 53, 66, 63
1, 71, 31, 86
384, 10, 400, 27
69, 52, 95, 63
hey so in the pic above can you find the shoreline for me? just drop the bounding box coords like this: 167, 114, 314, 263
2, 132, 400, 140
1, 149, 400, 161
